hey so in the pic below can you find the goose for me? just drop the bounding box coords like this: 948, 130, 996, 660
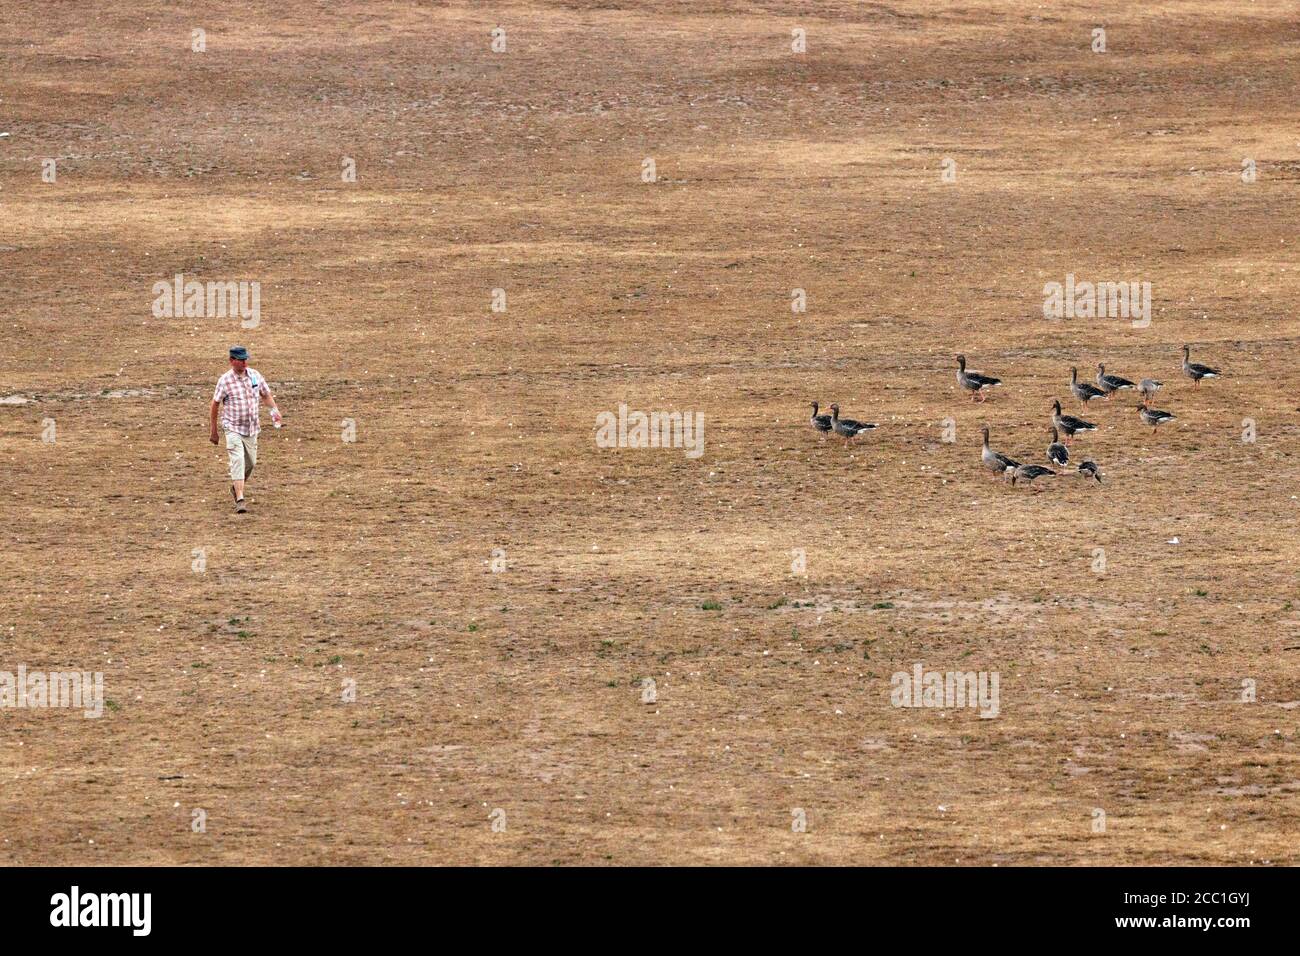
1052, 399, 1097, 442
1008, 463, 1056, 489
981, 426, 1020, 479
956, 355, 1001, 402
829, 404, 877, 445
1139, 378, 1163, 402
1047, 427, 1069, 467
1077, 460, 1103, 484
1096, 363, 1136, 397
808, 402, 832, 438
1070, 367, 1107, 403
1138, 402, 1176, 433
1182, 345, 1221, 385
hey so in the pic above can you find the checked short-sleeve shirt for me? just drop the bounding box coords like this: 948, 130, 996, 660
213, 367, 270, 437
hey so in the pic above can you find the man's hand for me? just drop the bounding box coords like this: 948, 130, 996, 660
209, 399, 222, 445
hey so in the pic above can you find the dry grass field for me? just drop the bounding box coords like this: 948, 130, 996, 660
1, 0, 1299, 865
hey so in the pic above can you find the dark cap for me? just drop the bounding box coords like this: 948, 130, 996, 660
229, 346, 249, 361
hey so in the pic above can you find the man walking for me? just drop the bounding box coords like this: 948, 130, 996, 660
210, 345, 282, 513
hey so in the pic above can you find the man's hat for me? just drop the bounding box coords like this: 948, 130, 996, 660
229, 345, 249, 361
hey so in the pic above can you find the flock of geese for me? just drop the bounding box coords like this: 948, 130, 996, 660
809, 345, 1222, 491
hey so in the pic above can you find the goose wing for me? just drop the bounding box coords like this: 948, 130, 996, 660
840, 417, 877, 432
1015, 464, 1055, 480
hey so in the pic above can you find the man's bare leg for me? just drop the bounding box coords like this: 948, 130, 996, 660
232, 441, 252, 504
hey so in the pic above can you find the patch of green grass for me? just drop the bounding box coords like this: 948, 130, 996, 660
1194, 589, 1208, 597
104, 699, 120, 712
327, 655, 342, 666
700, 600, 722, 611
190, 662, 207, 669
467, 623, 479, 632
872, 601, 894, 610
767, 597, 788, 610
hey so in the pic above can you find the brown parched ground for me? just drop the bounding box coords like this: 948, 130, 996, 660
1, 0, 1298, 865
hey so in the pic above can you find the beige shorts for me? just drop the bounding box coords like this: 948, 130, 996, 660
225, 430, 258, 482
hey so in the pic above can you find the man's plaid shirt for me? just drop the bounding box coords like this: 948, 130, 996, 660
214, 367, 270, 436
